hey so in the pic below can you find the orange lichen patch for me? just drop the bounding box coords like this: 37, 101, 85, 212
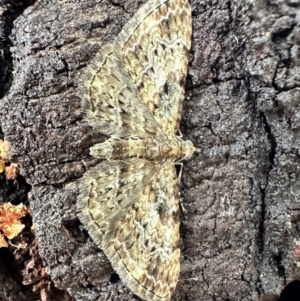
0, 140, 20, 182
0, 160, 5, 173
0, 233, 8, 248
5, 163, 20, 181
0, 140, 9, 161
0, 202, 28, 240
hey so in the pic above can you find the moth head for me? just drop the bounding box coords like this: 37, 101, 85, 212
182, 140, 196, 160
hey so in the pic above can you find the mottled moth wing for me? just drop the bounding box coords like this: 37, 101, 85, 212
102, 163, 180, 301
79, 44, 165, 138
117, 0, 192, 134
79, 160, 180, 301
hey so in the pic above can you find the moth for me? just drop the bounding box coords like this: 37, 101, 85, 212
77, 0, 194, 300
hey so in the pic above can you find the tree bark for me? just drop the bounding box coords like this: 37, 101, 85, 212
1, 0, 300, 300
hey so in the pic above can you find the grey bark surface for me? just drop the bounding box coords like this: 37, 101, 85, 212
0, 0, 300, 300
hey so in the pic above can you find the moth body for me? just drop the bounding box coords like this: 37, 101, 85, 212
90, 135, 195, 162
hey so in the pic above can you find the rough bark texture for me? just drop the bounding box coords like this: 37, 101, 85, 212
1, 0, 300, 300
